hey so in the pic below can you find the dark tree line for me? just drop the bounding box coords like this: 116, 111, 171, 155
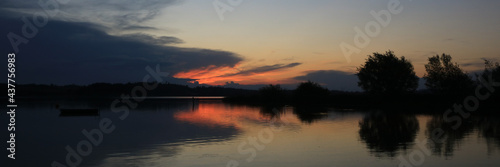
257, 81, 330, 104
357, 50, 499, 96
240, 52, 499, 108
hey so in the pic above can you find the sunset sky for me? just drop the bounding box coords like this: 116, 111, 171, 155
1, 0, 499, 91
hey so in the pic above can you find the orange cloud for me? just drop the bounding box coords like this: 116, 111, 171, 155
173, 63, 302, 85
174, 65, 238, 80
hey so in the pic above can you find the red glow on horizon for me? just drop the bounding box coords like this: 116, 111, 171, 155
173, 64, 298, 86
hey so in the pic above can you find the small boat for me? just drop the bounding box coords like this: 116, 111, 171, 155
59, 108, 99, 117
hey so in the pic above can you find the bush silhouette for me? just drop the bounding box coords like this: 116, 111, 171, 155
259, 84, 285, 103
357, 50, 419, 94
477, 60, 500, 103
478, 60, 500, 85
424, 54, 474, 94
294, 81, 330, 103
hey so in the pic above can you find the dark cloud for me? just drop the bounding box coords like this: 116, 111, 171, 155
462, 58, 499, 69
0, 1, 40, 9
461, 62, 484, 68
0, 17, 242, 85
221, 63, 302, 77
121, 33, 183, 45
443, 38, 469, 44
121, 25, 158, 31
0, 0, 181, 30
293, 70, 361, 91
163, 76, 198, 85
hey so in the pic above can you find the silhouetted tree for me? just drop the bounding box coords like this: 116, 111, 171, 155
259, 84, 285, 103
477, 60, 500, 108
424, 54, 474, 94
294, 81, 330, 103
357, 50, 419, 94
478, 60, 500, 87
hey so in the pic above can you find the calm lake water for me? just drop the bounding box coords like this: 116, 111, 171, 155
3, 98, 500, 167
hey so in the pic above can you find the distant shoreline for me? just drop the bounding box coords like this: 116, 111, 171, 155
2, 82, 498, 113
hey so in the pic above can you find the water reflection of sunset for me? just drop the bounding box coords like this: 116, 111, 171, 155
174, 102, 269, 128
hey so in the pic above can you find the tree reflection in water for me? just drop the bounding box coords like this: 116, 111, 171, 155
293, 105, 329, 124
359, 113, 419, 157
259, 105, 329, 124
477, 116, 500, 155
259, 105, 285, 120
426, 113, 500, 157
425, 114, 476, 157
259, 105, 500, 159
